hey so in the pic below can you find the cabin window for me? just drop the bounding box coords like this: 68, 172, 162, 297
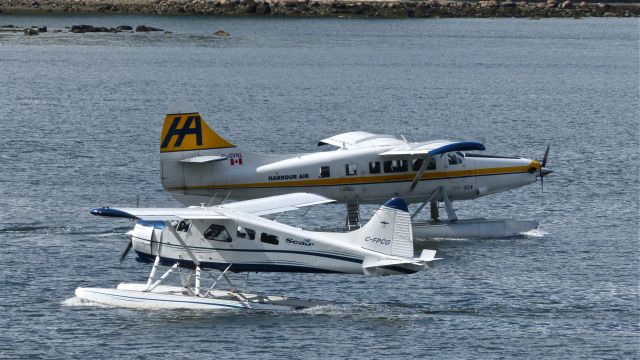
237, 227, 256, 240
383, 159, 408, 173
319, 166, 331, 178
448, 153, 462, 165
203, 224, 232, 242
412, 159, 423, 171
369, 161, 380, 174
260, 233, 279, 245
176, 221, 190, 232
412, 158, 436, 171
346, 163, 357, 176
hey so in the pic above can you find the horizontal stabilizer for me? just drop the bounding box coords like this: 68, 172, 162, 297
380, 140, 485, 157
419, 249, 440, 262
180, 155, 228, 163
361, 255, 434, 276
362, 257, 421, 269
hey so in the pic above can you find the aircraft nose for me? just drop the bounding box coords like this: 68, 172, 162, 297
540, 167, 553, 177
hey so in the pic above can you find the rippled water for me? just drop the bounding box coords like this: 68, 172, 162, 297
0, 15, 638, 359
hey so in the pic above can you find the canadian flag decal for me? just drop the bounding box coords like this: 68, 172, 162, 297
230, 158, 243, 166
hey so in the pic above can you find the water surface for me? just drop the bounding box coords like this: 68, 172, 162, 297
0, 15, 638, 359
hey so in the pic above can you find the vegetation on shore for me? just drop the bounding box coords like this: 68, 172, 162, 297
1, 0, 638, 18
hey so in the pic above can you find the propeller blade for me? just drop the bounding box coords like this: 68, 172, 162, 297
119, 239, 133, 262
541, 144, 550, 168
538, 144, 550, 193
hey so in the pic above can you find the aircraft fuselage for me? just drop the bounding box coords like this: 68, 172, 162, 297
161, 146, 541, 206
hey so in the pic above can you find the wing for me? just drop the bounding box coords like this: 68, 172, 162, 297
379, 140, 485, 157
218, 192, 335, 216
318, 131, 405, 149
90, 193, 335, 220
90, 207, 228, 221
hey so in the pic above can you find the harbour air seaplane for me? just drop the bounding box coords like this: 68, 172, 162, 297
159, 101, 552, 238
75, 193, 438, 311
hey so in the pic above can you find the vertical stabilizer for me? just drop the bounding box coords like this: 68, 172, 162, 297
161, 107, 235, 153
359, 197, 414, 258
159, 100, 238, 197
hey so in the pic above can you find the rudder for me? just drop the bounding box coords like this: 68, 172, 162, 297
359, 197, 414, 258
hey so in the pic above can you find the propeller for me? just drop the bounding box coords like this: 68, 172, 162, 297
119, 239, 133, 262
539, 144, 551, 192
120, 194, 140, 262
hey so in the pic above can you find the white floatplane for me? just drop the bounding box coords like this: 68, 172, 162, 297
158, 101, 552, 238
76, 193, 439, 311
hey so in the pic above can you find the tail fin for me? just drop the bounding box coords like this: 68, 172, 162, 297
359, 197, 414, 258
160, 101, 235, 153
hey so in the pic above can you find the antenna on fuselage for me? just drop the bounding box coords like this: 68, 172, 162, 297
206, 192, 218, 207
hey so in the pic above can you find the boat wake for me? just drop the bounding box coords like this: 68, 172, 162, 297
61, 296, 113, 308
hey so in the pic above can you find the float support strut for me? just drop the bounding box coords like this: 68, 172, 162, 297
411, 187, 441, 220
442, 189, 457, 222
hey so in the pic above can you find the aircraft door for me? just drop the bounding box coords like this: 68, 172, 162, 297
340, 162, 363, 202
445, 152, 476, 198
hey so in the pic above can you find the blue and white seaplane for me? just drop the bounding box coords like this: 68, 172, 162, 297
75, 193, 438, 311
158, 101, 552, 238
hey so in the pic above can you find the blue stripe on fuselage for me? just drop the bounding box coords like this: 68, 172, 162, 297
134, 251, 357, 274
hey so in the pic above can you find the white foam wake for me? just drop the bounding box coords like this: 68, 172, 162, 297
61, 296, 112, 308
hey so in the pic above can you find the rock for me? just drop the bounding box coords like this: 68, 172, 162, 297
425, 0, 438, 7
135, 25, 164, 32
70, 25, 112, 33
480, 0, 498, 8
214, 30, 230, 36
560, 0, 571, 8
37, 26, 47, 32
546, 0, 556, 5
501, 0, 515, 7
597, 3, 609, 10
23, 28, 39, 35
577, 1, 587, 7
116, 25, 133, 31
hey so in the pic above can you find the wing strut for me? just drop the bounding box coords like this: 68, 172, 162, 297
410, 156, 431, 192
167, 225, 201, 266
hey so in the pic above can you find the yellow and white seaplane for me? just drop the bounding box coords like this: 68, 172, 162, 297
76, 194, 438, 311
159, 101, 552, 239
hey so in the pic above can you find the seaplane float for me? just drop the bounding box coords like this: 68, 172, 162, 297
157, 101, 552, 238
76, 193, 439, 311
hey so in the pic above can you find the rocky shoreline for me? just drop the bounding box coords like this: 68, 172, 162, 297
0, 0, 638, 18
